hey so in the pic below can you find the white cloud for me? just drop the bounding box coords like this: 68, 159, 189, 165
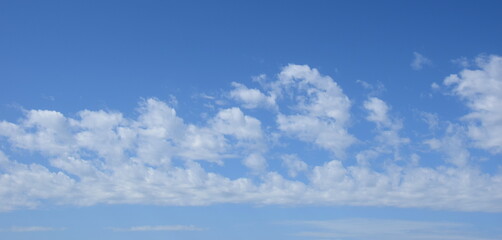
355, 149, 380, 166
356, 79, 386, 96
110, 225, 204, 232
180, 107, 266, 163
288, 218, 495, 240
274, 64, 356, 157
277, 64, 351, 123
1, 107, 502, 212
452, 56, 470, 68
0, 151, 76, 211
211, 107, 263, 140
177, 125, 228, 163
277, 114, 355, 158
1, 63, 502, 213
356, 79, 372, 89
0, 109, 73, 155
243, 153, 267, 173
424, 138, 441, 150
411, 52, 432, 70
424, 124, 470, 167
444, 55, 502, 153
229, 82, 276, 109
363, 97, 410, 161
420, 112, 439, 130
281, 154, 308, 177
364, 97, 390, 126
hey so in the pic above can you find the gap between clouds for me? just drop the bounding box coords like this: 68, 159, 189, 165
1, 56, 502, 212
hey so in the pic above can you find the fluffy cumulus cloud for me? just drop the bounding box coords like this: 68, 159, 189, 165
444, 55, 502, 153
281, 154, 308, 178
361, 97, 409, 163
274, 64, 355, 158
243, 153, 267, 173
1, 62, 502, 212
229, 82, 276, 110
364, 97, 390, 126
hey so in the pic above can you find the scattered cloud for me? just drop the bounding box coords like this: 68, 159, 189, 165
452, 56, 470, 68
275, 64, 356, 158
444, 55, 502, 153
356, 79, 386, 96
281, 154, 308, 178
363, 97, 410, 161
411, 52, 432, 70
1, 62, 502, 212
364, 97, 390, 126
420, 111, 440, 130
424, 124, 470, 167
243, 153, 267, 173
229, 82, 276, 110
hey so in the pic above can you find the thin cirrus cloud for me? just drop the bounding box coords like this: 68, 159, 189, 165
1, 57, 502, 212
0, 226, 64, 232
411, 52, 432, 70
109, 225, 204, 232
286, 218, 496, 240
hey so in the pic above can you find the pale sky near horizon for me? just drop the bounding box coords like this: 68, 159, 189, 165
1, 1, 502, 239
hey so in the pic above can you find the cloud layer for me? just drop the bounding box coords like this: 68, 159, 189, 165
1, 59, 502, 212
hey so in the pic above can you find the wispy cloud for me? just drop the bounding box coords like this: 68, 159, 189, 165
109, 225, 204, 232
411, 52, 432, 70
1, 226, 64, 232
452, 56, 470, 67
285, 219, 496, 240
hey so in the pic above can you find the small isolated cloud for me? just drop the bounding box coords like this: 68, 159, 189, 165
1, 226, 64, 232
110, 225, 204, 232
364, 97, 390, 126
411, 52, 432, 70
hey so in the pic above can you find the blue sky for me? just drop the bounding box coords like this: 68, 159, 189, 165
1, 1, 502, 239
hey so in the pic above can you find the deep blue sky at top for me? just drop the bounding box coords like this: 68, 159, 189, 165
2, 0, 502, 122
